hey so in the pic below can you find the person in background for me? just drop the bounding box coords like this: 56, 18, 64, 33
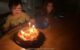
3, 0, 30, 32
35, 0, 55, 29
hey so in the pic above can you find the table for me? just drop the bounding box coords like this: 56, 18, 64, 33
0, 18, 76, 50
0, 24, 56, 50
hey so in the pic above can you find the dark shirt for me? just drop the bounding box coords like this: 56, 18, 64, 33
35, 12, 50, 29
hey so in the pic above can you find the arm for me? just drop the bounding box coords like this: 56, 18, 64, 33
3, 16, 11, 32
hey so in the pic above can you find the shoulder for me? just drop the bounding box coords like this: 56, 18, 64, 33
22, 11, 29, 15
21, 12, 30, 21
6, 15, 13, 21
21, 12, 29, 18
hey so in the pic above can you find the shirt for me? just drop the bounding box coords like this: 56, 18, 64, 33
3, 12, 30, 31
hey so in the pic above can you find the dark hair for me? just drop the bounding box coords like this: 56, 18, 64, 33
42, 0, 56, 14
8, 0, 23, 9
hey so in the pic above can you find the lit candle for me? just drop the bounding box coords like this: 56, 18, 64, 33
32, 25, 35, 31
18, 23, 39, 41
28, 22, 31, 28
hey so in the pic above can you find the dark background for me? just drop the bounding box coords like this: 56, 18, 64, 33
0, 0, 80, 50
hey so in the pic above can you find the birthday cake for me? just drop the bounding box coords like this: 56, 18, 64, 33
18, 25, 39, 41
13, 22, 45, 48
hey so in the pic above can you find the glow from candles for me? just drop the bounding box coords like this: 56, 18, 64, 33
32, 25, 35, 28
21, 30, 25, 35
18, 24, 39, 41
18, 30, 27, 41
28, 22, 31, 27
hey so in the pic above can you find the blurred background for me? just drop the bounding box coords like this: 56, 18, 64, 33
0, 0, 80, 50
0, 0, 79, 18
0, 0, 80, 37
0, 0, 64, 17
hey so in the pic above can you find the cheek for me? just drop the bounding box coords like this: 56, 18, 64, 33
12, 10, 16, 13
47, 7, 51, 13
48, 7, 53, 11
12, 10, 16, 15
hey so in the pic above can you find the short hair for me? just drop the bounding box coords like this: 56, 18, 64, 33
8, 0, 23, 9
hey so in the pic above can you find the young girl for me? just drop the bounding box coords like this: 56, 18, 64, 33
35, 1, 55, 29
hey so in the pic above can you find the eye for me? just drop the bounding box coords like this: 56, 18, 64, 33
17, 7, 22, 10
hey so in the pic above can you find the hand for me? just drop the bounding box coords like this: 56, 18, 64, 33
30, 18, 36, 25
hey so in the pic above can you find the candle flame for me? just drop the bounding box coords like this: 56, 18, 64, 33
21, 30, 25, 35
32, 25, 35, 28
18, 24, 39, 41
29, 22, 31, 26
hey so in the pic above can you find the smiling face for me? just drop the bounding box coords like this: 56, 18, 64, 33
46, 3, 53, 14
11, 4, 22, 16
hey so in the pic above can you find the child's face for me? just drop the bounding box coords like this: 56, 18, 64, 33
11, 4, 22, 16
47, 3, 53, 13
